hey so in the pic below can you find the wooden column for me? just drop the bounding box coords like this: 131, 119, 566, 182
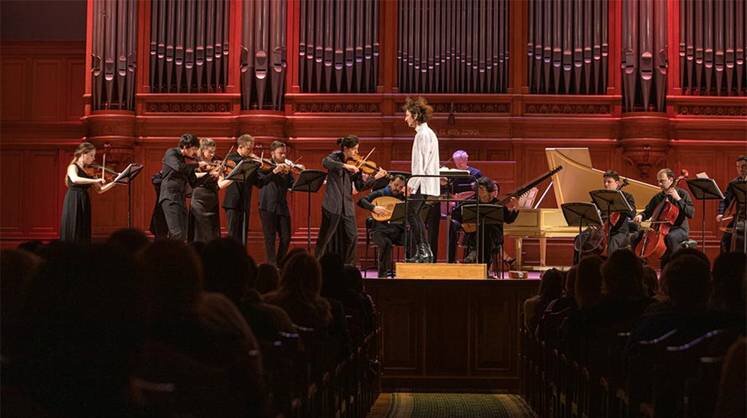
381, 0, 398, 94
667, 0, 682, 96
287, 0, 301, 95
607, 0, 622, 96
510, 0, 528, 95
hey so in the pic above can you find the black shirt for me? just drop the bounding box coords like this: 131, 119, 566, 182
258, 168, 294, 216
602, 190, 636, 234
158, 147, 197, 203
718, 177, 747, 222
639, 187, 695, 232
222, 152, 260, 210
322, 151, 370, 217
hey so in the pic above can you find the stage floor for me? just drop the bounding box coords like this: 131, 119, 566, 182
360, 268, 544, 280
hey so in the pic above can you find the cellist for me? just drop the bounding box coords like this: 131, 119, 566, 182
716, 155, 747, 253
633, 168, 695, 265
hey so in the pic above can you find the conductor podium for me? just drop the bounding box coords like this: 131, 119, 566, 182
394, 262, 488, 279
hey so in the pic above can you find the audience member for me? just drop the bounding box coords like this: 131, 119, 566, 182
256, 263, 281, 294
106, 228, 150, 255
523, 268, 563, 331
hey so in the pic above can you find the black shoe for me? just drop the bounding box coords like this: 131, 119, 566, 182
416, 243, 430, 263
422, 243, 434, 263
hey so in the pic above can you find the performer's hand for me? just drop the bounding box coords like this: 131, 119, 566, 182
373, 206, 390, 216
633, 214, 643, 223
716, 214, 723, 223
273, 164, 287, 174
198, 160, 210, 169
97, 178, 106, 184
666, 187, 681, 201
506, 196, 519, 211
374, 168, 387, 179
343, 164, 360, 174
440, 177, 448, 186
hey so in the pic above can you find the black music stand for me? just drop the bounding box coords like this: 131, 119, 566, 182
291, 169, 327, 250
113, 163, 144, 228
686, 178, 725, 254
388, 202, 408, 224
461, 204, 504, 279
589, 189, 634, 251
726, 181, 747, 253
226, 160, 259, 246
561, 202, 603, 258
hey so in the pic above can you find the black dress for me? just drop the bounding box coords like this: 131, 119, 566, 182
60, 164, 94, 243
190, 175, 221, 243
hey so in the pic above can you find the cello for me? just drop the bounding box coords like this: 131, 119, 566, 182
634, 170, 689, 259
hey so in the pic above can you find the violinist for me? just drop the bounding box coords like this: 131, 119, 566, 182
189, 138, 230, 243
452, 177, 519, 272
572, 170, 636, 263
358, 174, 407, 278
222, 134, 261, 245
258, 141, 305, 265
633, 168, 695, 265
316, 135, 387, 264
60, 142, 120, 243
158, 134, 209, 242
404, 96, 440, 263
717, 155, 747, 253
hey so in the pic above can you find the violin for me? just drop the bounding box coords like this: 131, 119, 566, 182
346, 148, 384, 175
634, 169, 689, 259
84, 163, 117, 182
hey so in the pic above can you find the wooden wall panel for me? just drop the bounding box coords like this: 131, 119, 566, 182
0, 151, 23, 236
31, 60, 62, 121
365, 279, 538, 391
27, 151, 60, 236
1, 59, 27, 121
66, 60, 86, 120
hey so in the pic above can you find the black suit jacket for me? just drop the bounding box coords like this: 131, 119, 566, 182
322, 151, 369, 217
640, 187, 695, 232
158, 147, 197, 203
222, 152, 260, 210
258, 169, 294, 216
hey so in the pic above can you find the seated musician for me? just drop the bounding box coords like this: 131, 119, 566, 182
573, 170, 636, 263
633, 168, 695, 265
716, 155, 747, 253
427, 150, 482, 262
452, 177, 519, 272
358, 174, 408, 278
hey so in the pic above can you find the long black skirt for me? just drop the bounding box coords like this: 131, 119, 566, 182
60, 187, 92, 243
190, 187, 220, 243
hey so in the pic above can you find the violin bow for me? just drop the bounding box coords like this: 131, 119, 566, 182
357, 147, 376, 168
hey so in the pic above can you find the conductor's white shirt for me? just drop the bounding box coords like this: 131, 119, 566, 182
408, 122, 440, 196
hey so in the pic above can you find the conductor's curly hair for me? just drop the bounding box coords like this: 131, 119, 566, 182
402, 96, 433, 124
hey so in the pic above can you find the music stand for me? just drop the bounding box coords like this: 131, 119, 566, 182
226, 160, 259, 246
561, 203, 603, 259
686, 178, 725, 254
461, 204, 504, 278
291, 169, 327, 250
388, 202, 408, 224
589, 189, 634, 251
113, 163, 144, 228
727, 181, 747, 253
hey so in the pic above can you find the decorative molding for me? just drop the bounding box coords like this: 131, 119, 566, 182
524, 103, 612, 115
430, 103, 511, 114
675, 104, 747, 117
145, 102, 231, 113
293, 103, 380, 113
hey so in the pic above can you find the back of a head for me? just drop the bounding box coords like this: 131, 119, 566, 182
602, 249, 645, 300
539, 268, 564, 301
139, 240, 203, 321
2, 249, 41, 359
711, 252, 746, 314
342, 265, 364, 294
576, 255, 605, 308
201, 238, 257, 302
279, 247, 307, 270
22, 243, 141, 416
642, 266, 660, 298
319, 253, 346, 298
256, 263, 280, 294
564, 265, 578, 297
671, 247, 711, 270
280, 252, 322, 300
107, 228, 150, 255
662, 254, 711, 309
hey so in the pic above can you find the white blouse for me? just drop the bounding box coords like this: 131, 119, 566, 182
408, 122, 441, 196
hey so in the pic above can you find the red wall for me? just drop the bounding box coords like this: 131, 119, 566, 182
1, 0, 745, 266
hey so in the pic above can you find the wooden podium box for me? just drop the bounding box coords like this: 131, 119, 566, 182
395, 262, 488, 279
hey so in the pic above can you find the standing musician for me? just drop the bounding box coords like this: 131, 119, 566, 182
358, 174, 408, 278
633, 168, 695, 265
258, 141, 305, 265
427, 149, 483, 262
717, 155, 747, 253
452, 177, 519, 272
316, 135, 387, 264
573, 170, 636, 263
222, 134, 261, 245
60, 142, 120, 243
404, 96, 441, 263
159, 133, 209, 242
189, 138, 230, 243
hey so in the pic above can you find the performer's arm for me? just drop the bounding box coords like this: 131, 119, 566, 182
323, 152, 345, 171
358, 189, 385, 211
677, 189, 696, 219
639, 195, 659, 221
66, 164, 104, 186
504, 206, 520, 224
